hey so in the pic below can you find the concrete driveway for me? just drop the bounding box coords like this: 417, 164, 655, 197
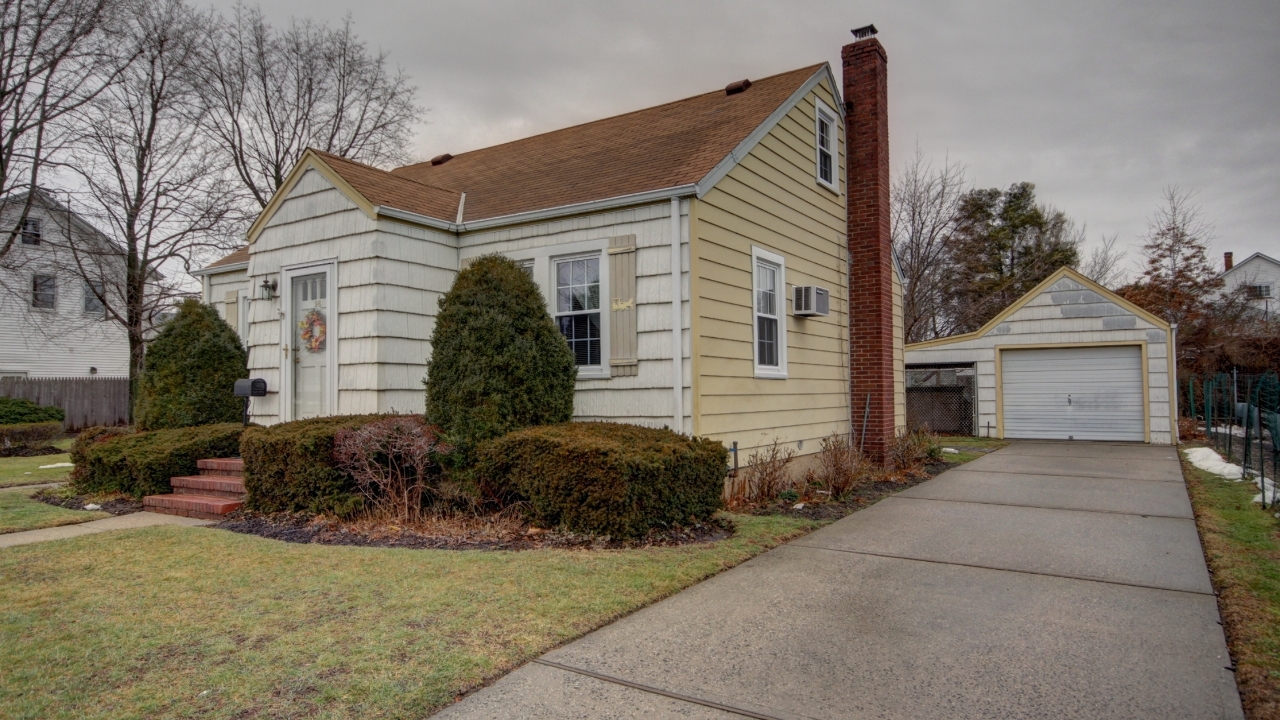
434, 442, 1243, 720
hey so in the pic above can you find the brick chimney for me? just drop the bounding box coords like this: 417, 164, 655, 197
843, 33, 895, 461
1224, 252, 1233, 271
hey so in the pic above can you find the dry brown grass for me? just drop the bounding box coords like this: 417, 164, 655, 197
340, 505, 529, 542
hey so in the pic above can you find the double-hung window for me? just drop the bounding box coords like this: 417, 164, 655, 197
555, 256, 601, 367
84, 280, 105, 315
752, 247, 786, 378
32, 274, 56, 309
20, 218, 41, 246
814, 99, 837, 191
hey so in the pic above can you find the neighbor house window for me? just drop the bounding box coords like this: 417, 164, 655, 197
84, 280, 105, 315
752, 247, 786, 378
1248, 284, 1272, 299
555, 256, 601, 366
20, 217, 41, 245
32, 274, 55, 309
815, 99, 837, 191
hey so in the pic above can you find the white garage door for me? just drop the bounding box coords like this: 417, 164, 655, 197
1002, 345, 1145, 442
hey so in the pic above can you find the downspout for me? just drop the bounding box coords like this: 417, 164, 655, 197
1171, 322, 1180, 444
671, 196, 683, 433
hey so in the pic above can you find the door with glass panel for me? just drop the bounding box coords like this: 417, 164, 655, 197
554, 257, 601, 367
291, 272, 329, 419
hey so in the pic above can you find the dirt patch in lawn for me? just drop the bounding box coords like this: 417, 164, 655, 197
32, 489, 142, 516
217, 510, 733, 551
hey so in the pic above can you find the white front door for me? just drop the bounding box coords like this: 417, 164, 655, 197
291, 272, 329, 420
1001, 345, 1146, 442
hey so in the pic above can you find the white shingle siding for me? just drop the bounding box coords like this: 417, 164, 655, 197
905, 273, 1175, 444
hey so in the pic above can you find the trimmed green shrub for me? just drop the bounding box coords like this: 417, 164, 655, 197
71, 423, 244, 497
425, 255, 576, 465
134, 298, 247, 430
241, 415, 384, 516
0, 421, 62, 454
70, 425, 134, 468
475, 422, 728, 538
0, 397, 64, 424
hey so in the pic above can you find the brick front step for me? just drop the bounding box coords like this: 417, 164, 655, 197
143, 493, 241, 520
197, 458, 243, 477
170, 475, 246, 499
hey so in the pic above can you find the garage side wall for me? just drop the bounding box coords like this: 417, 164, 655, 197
905, 274, 1173, 444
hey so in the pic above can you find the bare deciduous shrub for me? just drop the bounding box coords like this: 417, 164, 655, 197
885, 429, 942, 479
1178, 416, 1206, 441
332, 416, 451, 523
724, 437, 796, 507
814, 432, 868, 498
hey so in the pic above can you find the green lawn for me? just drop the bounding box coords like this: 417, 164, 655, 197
0, 439, 75, 488
0, 486, 107, 534
0, 513, 817, 719
935, 436, 1009, 465
1182, 447, 1280, 718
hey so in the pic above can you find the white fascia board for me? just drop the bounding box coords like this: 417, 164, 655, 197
375, 205, 458, 232
190, 261, 249, 277
694, 64, 840, 199
457, 184, 698, 232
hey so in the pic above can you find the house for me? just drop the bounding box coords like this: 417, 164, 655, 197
196, 35, 905, 460
1221, 251, 1279, 320
0, 188, 129, 379
904, 267, 1177, 444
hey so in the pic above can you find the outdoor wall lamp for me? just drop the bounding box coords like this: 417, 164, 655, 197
259, 278, 277, 300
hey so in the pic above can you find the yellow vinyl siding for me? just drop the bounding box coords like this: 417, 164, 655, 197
691, 78, 850, 456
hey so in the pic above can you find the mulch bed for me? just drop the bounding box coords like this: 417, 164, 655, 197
216, 511, 733, 551
748, 457, 971, 521
32, 489, 143, 515
0, 446, 67, 458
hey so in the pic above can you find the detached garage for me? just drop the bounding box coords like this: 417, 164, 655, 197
905, 267, 1176, 444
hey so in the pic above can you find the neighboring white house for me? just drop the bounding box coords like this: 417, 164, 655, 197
905, 267, 1177, 445
0, 189, 129, 378
1221, 251, 1279, 321
195, 47, 908, 460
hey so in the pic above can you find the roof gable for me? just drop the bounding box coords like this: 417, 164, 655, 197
906, 267, 1170, 350
1222, 252, 1280, 277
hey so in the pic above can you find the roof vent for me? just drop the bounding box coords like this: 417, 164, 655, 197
430, 153, 453, 166
724, 79, 752, 96
852, 24, 878, 40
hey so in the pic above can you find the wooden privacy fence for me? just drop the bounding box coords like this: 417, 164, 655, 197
0, 376, 129, 430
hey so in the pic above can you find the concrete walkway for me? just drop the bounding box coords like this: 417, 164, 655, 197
435, 441, 1243, 720
0, 511, 212, 549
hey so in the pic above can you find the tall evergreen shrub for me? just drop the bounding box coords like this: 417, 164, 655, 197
134, 299, 247, 430
425, 255, 576, 463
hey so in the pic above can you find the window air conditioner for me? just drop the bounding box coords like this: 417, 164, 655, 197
793, 286, 829, 317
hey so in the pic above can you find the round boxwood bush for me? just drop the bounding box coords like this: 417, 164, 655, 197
425, 255, 576, 463
134, 299, 247, 430
0, 397, 64, 424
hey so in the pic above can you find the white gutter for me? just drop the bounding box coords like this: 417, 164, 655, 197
375, 205, 457, 233
670, 196, 683, 433
455, 192, 466, 224
461, 184, 698, 232
190, 261, 249, 277
1171, 322, 1180, 444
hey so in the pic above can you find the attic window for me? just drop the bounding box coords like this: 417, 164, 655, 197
20, 217, 41, 245
1249, 284, 1272, 299
725, 79, 752, 96
430, 153, 453, 166
814, 98, 837, 191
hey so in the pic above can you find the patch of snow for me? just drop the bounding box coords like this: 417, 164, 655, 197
83, 503, 101, 511
1183, 447, 1243, 479
23, 472, 31, 475
1250, 476, 1277, 505
38, 462, 73, 469
942, 448, 960, 454
793, 503, 805, 510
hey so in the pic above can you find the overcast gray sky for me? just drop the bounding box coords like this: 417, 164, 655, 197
233, 0, 1279, 276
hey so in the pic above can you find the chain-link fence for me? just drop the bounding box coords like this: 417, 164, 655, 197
906, 365, 976, 436
1185, 371, 1279, 509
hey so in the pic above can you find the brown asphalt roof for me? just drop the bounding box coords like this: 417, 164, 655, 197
206, 246, 248, 268
312, 150, 462, 221
391, 64, 824, 222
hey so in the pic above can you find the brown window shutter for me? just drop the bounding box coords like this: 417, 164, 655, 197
608, 234, 638, 377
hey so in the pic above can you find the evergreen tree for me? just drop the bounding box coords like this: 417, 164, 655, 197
943, 182, 1080, 332
425, 255, 576, 464
134, 299, 247, 430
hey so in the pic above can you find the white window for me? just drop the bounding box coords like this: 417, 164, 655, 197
84, 280, 105, 315
20, 217, 41, 245
752, 247, 787, 378
31, 274, 55, 309
814, 98, 837, 191
1248, 284, 1272, 299
554, 255, 602, 367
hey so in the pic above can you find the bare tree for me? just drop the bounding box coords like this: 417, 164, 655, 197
1078, 233, 1127, 288
890, 149, 968, 342
199, 6, 420, 210
0, 0, 124, 261
63, 0, 239, 415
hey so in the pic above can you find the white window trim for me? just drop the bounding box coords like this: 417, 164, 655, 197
31, 272, 57, 311
279, 259, 339, 421
814, 97, 839, 194
751, 246, 787, 379
83, 279, 106, 317
479, 238, 613, 380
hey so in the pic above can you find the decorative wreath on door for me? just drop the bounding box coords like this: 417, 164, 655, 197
298, 308, 327, 353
